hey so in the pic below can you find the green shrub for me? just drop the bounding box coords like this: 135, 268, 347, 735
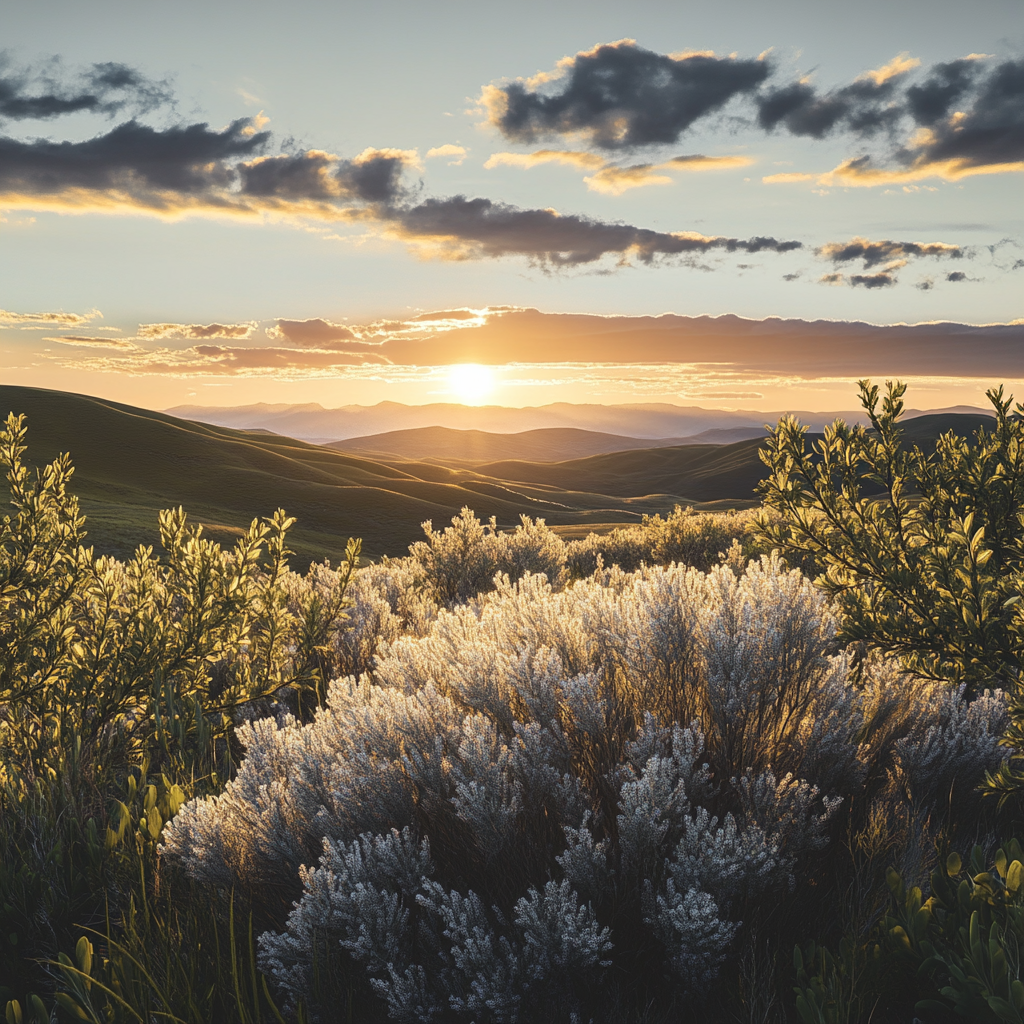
759, 380, 1024, 796
0, 411, 355, 1015
887, 841, 1024, 1022
758, 380, 1024, 694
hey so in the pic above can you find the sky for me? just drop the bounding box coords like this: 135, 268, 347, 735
2, 0, 1023, 414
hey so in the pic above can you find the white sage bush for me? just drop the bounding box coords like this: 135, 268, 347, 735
162, 551, 1008, 1022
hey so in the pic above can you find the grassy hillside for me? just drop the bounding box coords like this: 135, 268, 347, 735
1, 388, 991, 564
0, 387, 705, 562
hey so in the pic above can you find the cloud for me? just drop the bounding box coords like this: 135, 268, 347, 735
55, 343, 392, 378
584, 154, 753, 194
763, 54, 1024, 185
487, 148, 752, 194
273, 318, 358, 346
482, 39, 770, 149
49, 308, 1024, 382
426, 144, 467, 165
0, 55, 172, 122
408, 309, 484, 323
0, 307, 101, 328
0, 118, 419, 218
380, 195, 801, 265
0, 108, 790, 271
484, 150, 605, 171
137, 321, 257, 340
947, 270, 968, 282
817, 236, 964, 268
44, 334, 140, 350
849, 270, 899, 289
756, 52, 919, 139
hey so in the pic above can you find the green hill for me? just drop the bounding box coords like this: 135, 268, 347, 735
0, 387, 696, 562
0, 389, 993, 564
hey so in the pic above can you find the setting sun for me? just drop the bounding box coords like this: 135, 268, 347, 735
447, 363, 495, 404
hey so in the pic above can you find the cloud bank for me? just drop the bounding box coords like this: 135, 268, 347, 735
484, 41, 1024, 185
42, 308, 1024, 383
0, 59, 799, 271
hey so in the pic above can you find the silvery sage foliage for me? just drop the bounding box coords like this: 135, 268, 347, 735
163, 552, 1008, 1021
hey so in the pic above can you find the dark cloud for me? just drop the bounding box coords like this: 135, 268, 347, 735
0, 118, 268, 207
774, 55, 1024, 184
756, 54, 918, 139
0, 117, 416, 214
275, 318, 358, 346
0, 55, 172, 121
905, 58, 982, 124
947, 271, 968, 282
484, 40, 770, 149
782, 272, 801, 281
916, 278, 934, 290
384, 195, 801, 265
238, 147, 412, 204
896, 57, 1024, 172
849, 271, 898, 288
818, 237, 964, 268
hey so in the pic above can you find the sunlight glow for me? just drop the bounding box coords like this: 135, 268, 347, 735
448, 363, 495, 404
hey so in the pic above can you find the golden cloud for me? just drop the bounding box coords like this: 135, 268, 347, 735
858, 52, 921, 87
765, 157, 1024, 189
45, 335, 140, 350
486, 149, 752, 194
0, 307, 102, 329
137, 322, 258, 340
426, 144, 467, 165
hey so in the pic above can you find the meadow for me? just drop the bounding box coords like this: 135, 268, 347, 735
3, 380, 1024, 1023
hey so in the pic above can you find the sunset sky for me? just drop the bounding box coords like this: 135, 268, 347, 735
2, 0, 1023, 413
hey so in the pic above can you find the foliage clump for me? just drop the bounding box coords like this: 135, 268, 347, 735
0, 412, 356, 1016
164, 548, 1007, 1021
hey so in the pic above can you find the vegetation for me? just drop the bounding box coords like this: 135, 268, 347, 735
3, 381, 1024, 1022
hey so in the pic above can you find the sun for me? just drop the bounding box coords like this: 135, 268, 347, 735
447, 363, 496, 405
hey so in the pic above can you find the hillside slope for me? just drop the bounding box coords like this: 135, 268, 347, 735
1, 388, 992, 563
0, 388, 702, 561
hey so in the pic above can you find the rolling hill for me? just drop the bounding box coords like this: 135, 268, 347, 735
327, 425, 773, 463
165, 399, 867, 442
0, 387, 723, 562
0, 387, 997, 564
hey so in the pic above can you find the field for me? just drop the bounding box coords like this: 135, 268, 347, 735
3, 381, 1021, 1024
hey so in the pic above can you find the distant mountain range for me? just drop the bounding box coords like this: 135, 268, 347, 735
325, 425, 771, 463
166, 399, 991, 444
